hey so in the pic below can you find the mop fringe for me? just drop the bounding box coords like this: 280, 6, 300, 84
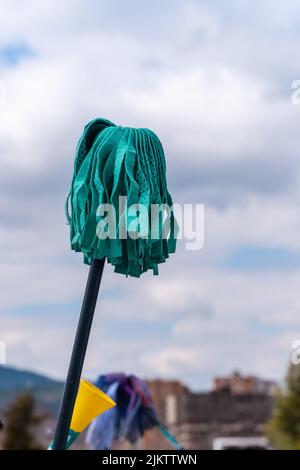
66, 118, 177, 277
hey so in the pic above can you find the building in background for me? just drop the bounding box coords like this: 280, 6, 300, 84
213, 371, 277, 396
140, 372, 276, 450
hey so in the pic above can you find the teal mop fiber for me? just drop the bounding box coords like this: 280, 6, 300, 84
66, 118, 177, 277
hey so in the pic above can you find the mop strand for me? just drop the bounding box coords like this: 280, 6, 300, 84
157, 423, 185, 450
66, 118, 177, 277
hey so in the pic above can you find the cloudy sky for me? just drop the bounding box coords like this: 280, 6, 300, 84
0, 0, 300, 390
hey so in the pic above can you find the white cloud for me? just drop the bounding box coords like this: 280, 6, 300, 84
0, 0, 299, 390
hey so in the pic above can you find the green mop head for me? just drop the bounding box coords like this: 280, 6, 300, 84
66, 118, 177, 277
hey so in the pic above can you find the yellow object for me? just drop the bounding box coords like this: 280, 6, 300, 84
71, 379, 116, 433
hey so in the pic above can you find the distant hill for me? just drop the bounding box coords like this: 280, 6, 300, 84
0, 365, 61, 390
0, 365, 63, 414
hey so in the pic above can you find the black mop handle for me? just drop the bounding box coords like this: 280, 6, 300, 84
52, 258, 105, 450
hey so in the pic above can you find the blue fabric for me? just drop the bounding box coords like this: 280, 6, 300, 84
86, 382, 120, 450
85, 374, 158, 449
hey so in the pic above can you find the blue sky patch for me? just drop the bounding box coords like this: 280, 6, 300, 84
0, 43, 34, 66
225, 245, 300, 271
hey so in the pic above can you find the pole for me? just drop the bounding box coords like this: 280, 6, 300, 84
52, 258, 105, 450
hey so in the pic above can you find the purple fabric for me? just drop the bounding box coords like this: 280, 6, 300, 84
85, 374, 158, 449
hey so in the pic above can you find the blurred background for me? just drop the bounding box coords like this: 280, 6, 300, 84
0, 0, 300, 450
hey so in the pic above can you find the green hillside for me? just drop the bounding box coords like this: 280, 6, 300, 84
0, 365, 63, 414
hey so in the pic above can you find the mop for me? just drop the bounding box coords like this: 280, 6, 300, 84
52, 118, 177, 449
